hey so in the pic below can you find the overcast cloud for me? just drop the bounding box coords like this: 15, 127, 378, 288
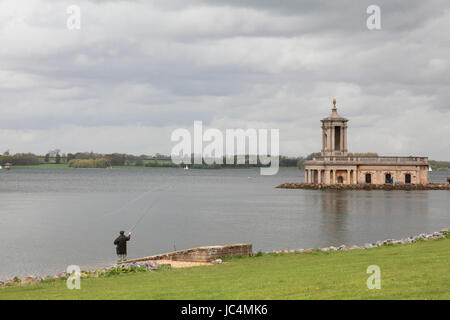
0, 0, 449, 158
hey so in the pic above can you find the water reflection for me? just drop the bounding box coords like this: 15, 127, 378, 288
319, 191, 350, 246
316, 190, 431, 247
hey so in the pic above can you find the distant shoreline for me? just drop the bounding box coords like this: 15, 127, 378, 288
7, 164, 301, 170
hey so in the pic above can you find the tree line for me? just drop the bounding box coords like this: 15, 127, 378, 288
0, 151, 308, 168
6, 151, 442, 170
0, 153, 40, 166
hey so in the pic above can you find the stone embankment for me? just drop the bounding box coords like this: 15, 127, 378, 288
277, 183, 450, 191
268, 228, 450, 254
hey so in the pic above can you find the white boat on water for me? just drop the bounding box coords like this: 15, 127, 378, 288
0, 166, 2, 170
429, 167, 433, 172
184, 165, 189, 170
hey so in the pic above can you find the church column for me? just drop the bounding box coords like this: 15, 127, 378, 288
346, 169, 351, 184
325, 170, 331, 184
353, 169, 357, 184
340, 127, 344, 153
331, 127, 335, 154
327, 127, 332, 154
305, 169, 308, 183
331, 169, 335, 184
308, 170, 311, 183
318, 170, 322, 184
322, 131, 326, 153
343, 127, 348, 153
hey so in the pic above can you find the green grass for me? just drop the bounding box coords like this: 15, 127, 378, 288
1, 237, 450, 300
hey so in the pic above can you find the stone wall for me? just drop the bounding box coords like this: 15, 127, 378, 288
277, 182, 450, 191
124, 243, 253, 263
357, 165, 428, 184
306, 164, 429, 185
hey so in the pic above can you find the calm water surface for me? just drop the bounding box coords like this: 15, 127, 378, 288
0, 168, 449, 279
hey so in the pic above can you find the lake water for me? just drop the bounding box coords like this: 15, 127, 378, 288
0, 168, 449, 279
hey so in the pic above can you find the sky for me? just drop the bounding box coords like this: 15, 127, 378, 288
0, 0, 449, 159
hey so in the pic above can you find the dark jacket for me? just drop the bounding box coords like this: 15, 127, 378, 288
114, 234, 131, 255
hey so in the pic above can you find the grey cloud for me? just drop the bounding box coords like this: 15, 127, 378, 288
0, 0, 449, 158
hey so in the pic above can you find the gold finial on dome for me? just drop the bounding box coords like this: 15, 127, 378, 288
332, 98, 337, 111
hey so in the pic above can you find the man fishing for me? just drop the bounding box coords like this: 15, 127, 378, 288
114, 231, 131, 262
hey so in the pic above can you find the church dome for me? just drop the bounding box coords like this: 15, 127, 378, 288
322, 99, 348, 122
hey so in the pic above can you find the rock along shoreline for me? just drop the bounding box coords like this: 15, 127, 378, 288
0, 260, 172, 288
266, 227, 450, 255
1, 227, 449, 288
277, 182, 450, 191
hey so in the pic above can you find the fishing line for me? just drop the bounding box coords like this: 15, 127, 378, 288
127, 197, 160, 233
93, 174, 178, 234
95, 183, 170, 222
127, 182, 175, 233
95, 190, 152, 221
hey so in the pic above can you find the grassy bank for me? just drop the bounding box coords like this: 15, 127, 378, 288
1, 236, 449, 300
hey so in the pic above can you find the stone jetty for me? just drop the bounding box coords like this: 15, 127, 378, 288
277, 182, 450, 191
123, 243, 252, 264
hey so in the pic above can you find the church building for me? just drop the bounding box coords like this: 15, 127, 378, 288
304, 99, 429, 185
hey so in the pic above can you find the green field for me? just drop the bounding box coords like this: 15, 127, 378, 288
1, 236, 449, 300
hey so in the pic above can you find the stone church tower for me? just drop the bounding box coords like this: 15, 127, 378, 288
304, 99, 429, 185
321, 99, 348, 156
